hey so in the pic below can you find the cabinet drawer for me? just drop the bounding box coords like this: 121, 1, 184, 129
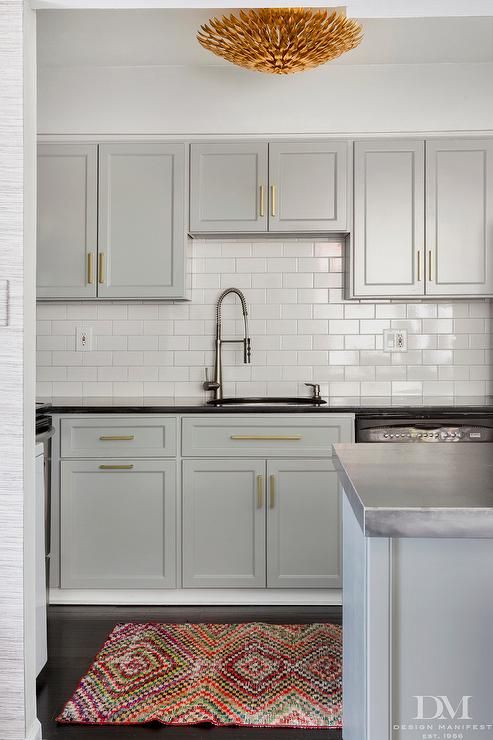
182, 415, 353, 457
61, 416, 177, 458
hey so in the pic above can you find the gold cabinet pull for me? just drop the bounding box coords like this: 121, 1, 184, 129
271, 184, 277, 217
269, 474, 275, 509
428, 250, 433, 281
98, 253, 105, 284
230, 435, 302, 441
99, 435, 135, 441
87, 252, 94, 285
257, 475, 264, 509
417, 250, 421, 282
99, 464, 134, 470
259, 185, 265, 217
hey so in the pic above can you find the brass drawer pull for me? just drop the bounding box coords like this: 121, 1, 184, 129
99, 435, 135, 441
98, 252, 105, 284
257, 475, 264, 509
230, 435, 302, 441
259, 185, 265, 217
271, 184, 277, 217
417, 250, 421, 282
87, 252, 94, 285
269, 474, 275, 509
99, 464, 134, 470
428, 250, 433, 281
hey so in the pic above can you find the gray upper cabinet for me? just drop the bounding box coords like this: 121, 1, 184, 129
61, 459, 177, 589
37, 144, 98, 299
269, 141, 348, 232
190, 143, 268, 233
351, 139, 425, 298
266, 459, 341, 589
182, 459, 266, 588
426, 139, 493, 297
98, 143, 187, 299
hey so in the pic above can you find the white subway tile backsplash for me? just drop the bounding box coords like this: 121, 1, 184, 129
361, 381, 392, 396
283, 273, 313, 288
376, 304, 407, 319
298, 288, 329, 304
329, 351, 359, 366
36, 240, 492, 400
98, 367, 128, 382
298, 257, 329, 272
345, 335, 375, 350
127, 304, 159, 320
344, 304, 375, 319
329, 319, 360, 335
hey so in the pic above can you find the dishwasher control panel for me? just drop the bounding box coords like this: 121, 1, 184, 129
356, 417, 493, 443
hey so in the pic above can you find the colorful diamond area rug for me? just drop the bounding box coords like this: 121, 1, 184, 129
57, 622, 342, 728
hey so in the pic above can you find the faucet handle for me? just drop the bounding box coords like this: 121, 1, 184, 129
305, 382, 321, 400
203, 368, 220, 391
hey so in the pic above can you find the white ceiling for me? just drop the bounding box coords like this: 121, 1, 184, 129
31, 0, 493, 16
37, 10, 493, 68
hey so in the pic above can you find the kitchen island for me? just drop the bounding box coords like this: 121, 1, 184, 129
335, 443, 493, 740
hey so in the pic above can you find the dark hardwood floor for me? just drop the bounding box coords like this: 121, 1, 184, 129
37, 605, 343, 740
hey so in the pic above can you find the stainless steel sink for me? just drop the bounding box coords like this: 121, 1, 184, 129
206, 397, 327, 407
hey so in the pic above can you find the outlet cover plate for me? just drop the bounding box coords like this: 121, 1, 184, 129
383, 328, 408, 352
76, 327, 93, 352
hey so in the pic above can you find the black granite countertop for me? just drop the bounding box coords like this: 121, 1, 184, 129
37, 396, 493, 417
334, 442, 493, 538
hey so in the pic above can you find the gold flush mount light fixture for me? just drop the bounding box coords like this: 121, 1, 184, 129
197, 7, 363, 75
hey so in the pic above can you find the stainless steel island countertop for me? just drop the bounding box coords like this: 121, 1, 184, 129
334, 442, 493, 538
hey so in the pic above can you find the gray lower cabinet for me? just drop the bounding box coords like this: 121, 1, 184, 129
98, 143, 187, 299
60, 459, 177, 588
352, 139, 425, 298
37, 143, 98, 299
190, 143, 268, 233
426, 138, 493, 296
182, 459, 266, 588
266, 459, 341, 589
269, 141, 348, 232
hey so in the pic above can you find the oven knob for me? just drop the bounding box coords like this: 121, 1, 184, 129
417, 433, 422, 438
383, 433, 389, 439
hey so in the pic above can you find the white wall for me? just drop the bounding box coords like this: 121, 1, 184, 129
36, 11, 493, 135
38, 62, 493, 136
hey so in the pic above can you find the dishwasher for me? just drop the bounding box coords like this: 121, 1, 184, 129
356, 414, 493, 443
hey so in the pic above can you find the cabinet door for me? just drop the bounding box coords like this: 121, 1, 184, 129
267, 459, 341, 589
61, 460, 176, 588
98, 143, 187, 299
268, 141, 348, 232
182, 459, 266, 588
426, 139, 493, 297
352, 139, 424, 297
190, 143, 268, 233
37, 144, 97, 298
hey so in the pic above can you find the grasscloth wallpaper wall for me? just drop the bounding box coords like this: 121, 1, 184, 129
36, 239, 493, 401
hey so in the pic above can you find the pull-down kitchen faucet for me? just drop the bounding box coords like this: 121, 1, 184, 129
203, 288, 251, 401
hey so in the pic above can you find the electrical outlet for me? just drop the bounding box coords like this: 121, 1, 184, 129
76, 327, 93, 352
383, 328, 407, 353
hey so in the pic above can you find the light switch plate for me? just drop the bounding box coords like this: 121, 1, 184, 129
383, 328, 407, 352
